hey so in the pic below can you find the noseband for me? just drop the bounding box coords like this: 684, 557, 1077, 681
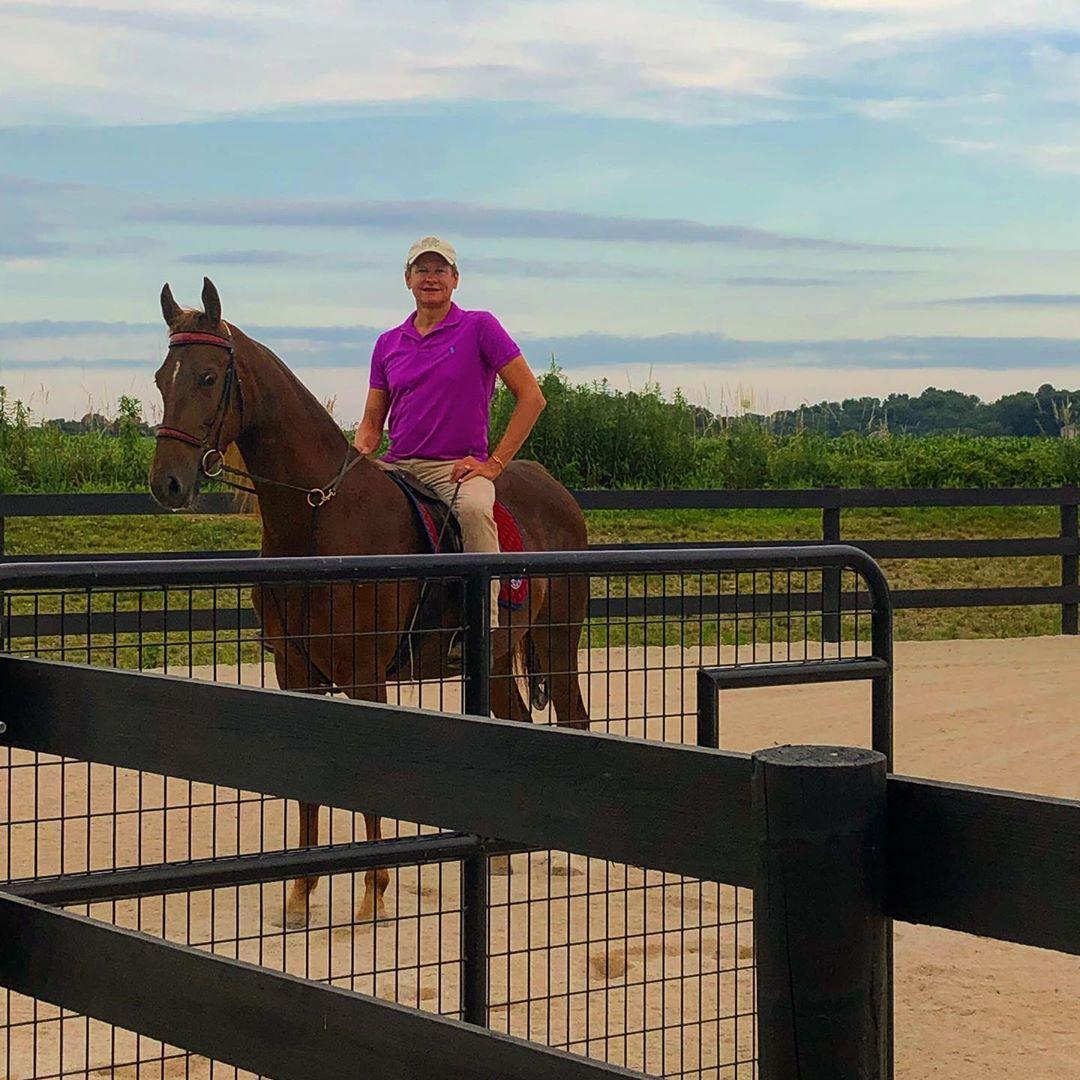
155, 328, 360, 508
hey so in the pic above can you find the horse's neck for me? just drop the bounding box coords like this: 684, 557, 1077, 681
230, 334, 406, 557
232, 335, 356, 549
235, 346, 343, 479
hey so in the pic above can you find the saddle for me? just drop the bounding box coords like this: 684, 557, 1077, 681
382, 466, 465, 552
380, 464, 528, 678
381, 465, 528, 595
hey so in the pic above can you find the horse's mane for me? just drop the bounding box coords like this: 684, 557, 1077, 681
238, 328, 345, 435
221, 327, 346, 521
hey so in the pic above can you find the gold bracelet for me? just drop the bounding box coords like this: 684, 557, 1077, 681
490, 452, 506, 471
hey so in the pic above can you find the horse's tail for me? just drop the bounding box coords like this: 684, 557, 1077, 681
515, 631, 550, 712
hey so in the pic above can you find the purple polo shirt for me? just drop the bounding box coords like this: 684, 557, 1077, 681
369, 303, 521, 462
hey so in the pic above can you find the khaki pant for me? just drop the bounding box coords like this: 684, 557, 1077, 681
392, 457, 501, 624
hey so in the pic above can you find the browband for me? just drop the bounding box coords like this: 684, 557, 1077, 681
168, 331, 234, 351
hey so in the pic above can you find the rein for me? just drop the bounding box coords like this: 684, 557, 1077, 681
155, 328, 362, 509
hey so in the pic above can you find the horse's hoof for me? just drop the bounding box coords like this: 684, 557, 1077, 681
282, 882, 317, 928
279, 905, 310, 930
356, 902, 390, 924
551, 856, 584, 878
489, 854, 513, 876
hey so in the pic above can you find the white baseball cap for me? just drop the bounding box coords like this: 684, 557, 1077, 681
405, 236, 457, 269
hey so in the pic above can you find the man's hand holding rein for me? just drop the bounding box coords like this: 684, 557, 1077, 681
450, 454, 505, 484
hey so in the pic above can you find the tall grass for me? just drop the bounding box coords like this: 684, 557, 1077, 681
0, 389, 154, 492
688, 429, 1080, 488
5, 374, 1080, 493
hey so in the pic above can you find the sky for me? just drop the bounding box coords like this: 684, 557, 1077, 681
3, 0, 1080, 422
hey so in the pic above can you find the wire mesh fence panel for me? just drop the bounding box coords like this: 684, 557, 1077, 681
480, 564, 877, 1078
3, 860, 464, 1080
1, 552, 887, 1080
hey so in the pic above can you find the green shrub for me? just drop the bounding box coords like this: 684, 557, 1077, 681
5, 372, 1080, 493
0, 388, 155, 493
490, 362, 699, 487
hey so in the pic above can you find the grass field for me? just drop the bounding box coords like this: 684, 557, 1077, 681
3, 505, 1065, 641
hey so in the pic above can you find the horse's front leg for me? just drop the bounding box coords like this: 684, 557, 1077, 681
260, 605, 328, 930
342, 591, 398, 924
264, 586, 338, 929
357, 811, 391, 922
284, 800, 321, 928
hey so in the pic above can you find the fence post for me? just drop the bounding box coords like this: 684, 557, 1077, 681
753, 745, 889, 1080
463, 570, 491, 717
696, 668, 719, 749
461, 571, 492, 1026
1061, 489, 1078, 635
0, 501, 6, 653
821, 487, 842, 643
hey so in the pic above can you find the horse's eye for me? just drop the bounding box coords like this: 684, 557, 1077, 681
199, 371, 217, 388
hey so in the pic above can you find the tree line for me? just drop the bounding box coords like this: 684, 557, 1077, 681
760, 384, 1079, 438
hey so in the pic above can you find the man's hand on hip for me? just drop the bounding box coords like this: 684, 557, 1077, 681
450, 456, 502, 483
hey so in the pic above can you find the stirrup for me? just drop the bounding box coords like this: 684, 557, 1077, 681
446, 630, 463, 667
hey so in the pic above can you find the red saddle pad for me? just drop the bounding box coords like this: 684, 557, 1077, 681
413, 499, 528, 610
493, 501, 528, 610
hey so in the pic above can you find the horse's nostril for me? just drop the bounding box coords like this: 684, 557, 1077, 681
167, 475, 181, 498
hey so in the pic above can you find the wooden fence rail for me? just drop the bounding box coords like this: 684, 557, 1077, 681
2, 486, 1078, 631
2, 655, 1077, 954
0, 893, 638, 1080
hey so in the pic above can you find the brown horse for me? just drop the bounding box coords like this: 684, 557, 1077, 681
149, 278, 589, 926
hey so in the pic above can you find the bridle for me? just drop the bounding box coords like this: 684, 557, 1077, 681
155, 327, 361, 508
155, 330, 239, 481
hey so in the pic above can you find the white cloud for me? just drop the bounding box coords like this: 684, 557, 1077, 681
1029, 42, 1080, 103
4, 0, 1077, 127
0, 1, 814, 125
802, 0, 1080, 39
851, 91, 1002, 121
944, 134, 1080, 177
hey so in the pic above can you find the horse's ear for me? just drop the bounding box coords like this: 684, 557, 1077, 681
202, 277, 222, 325
160, 283, 182, 326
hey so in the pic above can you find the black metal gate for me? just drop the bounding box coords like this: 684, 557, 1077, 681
1, 546, 893, 1079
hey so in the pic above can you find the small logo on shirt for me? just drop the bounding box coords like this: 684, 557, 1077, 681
449, 346, 455, 354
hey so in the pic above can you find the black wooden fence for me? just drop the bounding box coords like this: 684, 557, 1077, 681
2, 485, 1078, 632
1, 595, 1077, 1075
0, 547, 1078, 1079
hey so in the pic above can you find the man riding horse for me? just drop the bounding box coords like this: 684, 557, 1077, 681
151, 268, 588, 924
352, 236, 547, 634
